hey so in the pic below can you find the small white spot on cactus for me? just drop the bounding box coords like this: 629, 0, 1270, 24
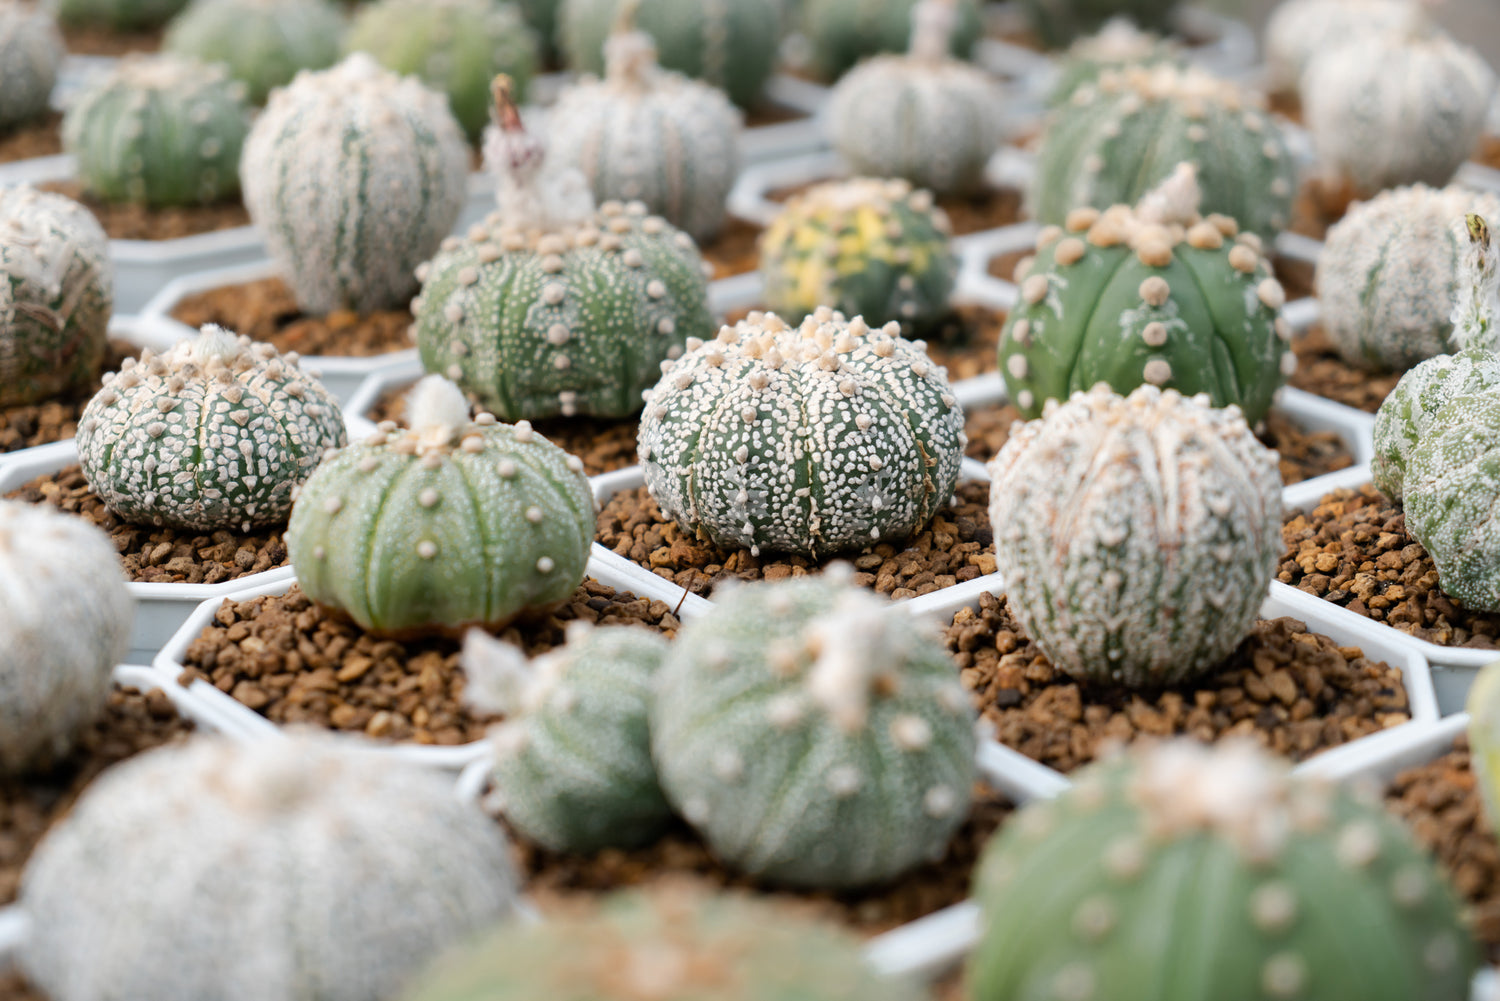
1083, 154, 1103, 173
443, 303, 464, 324
1261, 140, 1280, 160
711, 749, 745, 783
1054, 237, 1086, 266
870, 456, 884, 471
312, 545, 326, 560
1065, 207, 1101, 233
1335, 821, 1380, 869
554, 355, 572, 371
1207, 214, 1238, 238
1186, 222, 1223, 250
890, 714, 933, 751
646, 280, 667, 299
1018, 390, 1035, 410
536, 557, 555, 574
1102, 835, 1146, 881
1036, 225, 1064, 248
922, 784, 957, 818
1007, 355, 1030, 380
1270, 177, 1291, 198
566, 455, 584, 474
1051, 962, 1095, 1001
417, 540, 437, 559
1138, 276, 1170, 307
497, 460, 517, 478
1141, 322, 1168, 347
1261, 954, 1306, 998
540, 254, 564, 274
323, 496, 343, 514
1249, 882, 1298, 934
1071, 896, 1116, 943
740, 406, 756, 424
1258, 278, 1286, 310
766, 693, 803, 729
418, 488, 439, 508
1279, 352, 1298, 376
1186, 124, 1207, 143
446, 364, 463, 380
825, 764, 862, 798
1425, 933, 1460, 973
513, 422, 534, 443
543, 283, 566, 305
622, 249, 644, 268
1274, 318, 1292, 343
525, 506, 543, 524
681, 797, 709, 824
1022, 274, 1050, 305
1390, 867, 1428, 909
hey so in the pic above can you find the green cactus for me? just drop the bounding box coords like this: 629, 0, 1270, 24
1467, 661, 1500, 830
651, 572, 977, 889
759, 177, 958, 333
62, 54, 251, 207
515, 0, 559, 60
163, 0, 345, 106
0, 186, 112, 409
0, 1, 63, 132
1019, 0, 1179, 48
286, 375, 596, 637
413, 77, 714, 421
1033, 64, 1297, 238
1045, 18, 1182, 108
969, 740, 1478, 1001
49, 0, 189, 30
462, 623, 673, 853
1000, 164, 1293, 426
989, 383, 1282, 687
801, 0, 981, 82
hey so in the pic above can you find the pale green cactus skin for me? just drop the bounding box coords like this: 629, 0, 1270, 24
0, 2, 63, 131
464, 624, 673, 853
988, 384, 1283, 687
1045, 19, 1182, 108
969, 740, 1478, 1001
802, 0, 981, 81
0, 186, 112, 409
287, 377, 595, 637
1467, 662, 1500, 831
515, 0, 559, 59
49, 0, 188, 30
651, 574, 977, 889
63, 55, 251, 207
163, 0, 345, 105
1373, 351, 1500, 502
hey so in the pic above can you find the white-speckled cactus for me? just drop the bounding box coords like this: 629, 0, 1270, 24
546, 4, 742, 241
639, 308, 966, 559
163, 0, 345, 105
463, 623, 673, 853
1303, 19, 1495, 197
1319, 184, 1500, 372
0, 501, 130, 774
77, 325, 347, 533
20, 734, 522, 1001
651, 571, 977, 889
241, 53, 470, 314
827, 0, 1003, 196
287, 376, 595, 637
1263, 0, 1413, 97
988, 383, 1283, 687
0, 186, 112, 409
0, 1, 62, 131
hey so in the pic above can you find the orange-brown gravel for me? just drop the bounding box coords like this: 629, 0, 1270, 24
173, 277, 413, 358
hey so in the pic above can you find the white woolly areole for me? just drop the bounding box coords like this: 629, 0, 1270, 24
1067, 17, 1165, 63
804, 579, 913, 732
406, 374, 473, 446
484, 78, 596, 233
461, 626, 568, 718
107, 51, 237, 94
1134, 161, 1201, 227
188, 323, 245, 364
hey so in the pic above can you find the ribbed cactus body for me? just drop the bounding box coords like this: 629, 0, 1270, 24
638, 308, 966, 559
50, 0, 188, 29
163, 0, 344, 105
77, 326, 348, 532
988, 385, 1283, 687
0, 2, 62, 131
1046, 19, 1181, 108
760, 178, 957, 332
20, 735, 522, 1001
346, 0, 539, 139
1019, 0, 1178, 48
287, 377, 595, 636
0, 501, 130, 774
969, 741, 1478, 1001
0, 186, 112, 409
802, 0, 981, 81
1263, 0, 1412, 97
651, 575, 977, 889
241, 54, 470, 314
1033, 65, 1297, 238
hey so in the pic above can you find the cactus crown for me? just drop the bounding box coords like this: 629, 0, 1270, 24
907, 0, 959, 62
486, 75, 595, 235
1452, 212, 1500, 354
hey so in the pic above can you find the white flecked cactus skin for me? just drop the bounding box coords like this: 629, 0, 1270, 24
1303, 22, 1495, 197
77, 325, 348, 533
0, 1, 61, 130
464, 622, 674, 853
638, 307, 966, 559
651, 572, 977, 889
163, 0, 345, 106
0, 186, 112, 409
20, 734, 522, 1001
988, 384, 1283, 688
0, 500, 130, 774
1262, 0, 1412, 97
287, 376, 596, 636
240, 53, 470, 314
827, 0, 1003, 196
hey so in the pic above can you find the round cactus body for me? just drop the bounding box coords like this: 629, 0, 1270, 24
759, 177, 958, 333
1467, 663, 1500, 831
651, 573, 978, 889
639, 308, 966, 559
163, 0, 345, 106
801, 0, 980, 82
1372, 348, 1500, 503
241, 54, 470, 315
462, 623, 673, 853
0, 501, 130, 774
1032, 64, 1297, 239
50, 0, 188, 30
345, 0, 539, 140
20, 735, 522, 1001
1046, 18, 1181, 108
287, 376, 596, 637
1263, 0, 1412, 97
1000, 165, 1293, 425
0, 2, 62, 132
559, 0, 780, 109
988, 384, 1283, 687
0, 186, 112, 409
969, 740, 1479, 1001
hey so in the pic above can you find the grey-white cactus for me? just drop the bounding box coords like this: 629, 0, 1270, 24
1262, 0, 1413, 97
0, 1, 62, 131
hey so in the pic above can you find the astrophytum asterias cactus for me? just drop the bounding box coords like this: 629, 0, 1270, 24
1262, 0, 1412, 97
163, 0, 345, 105
1046, 18, 1182, 108
0, 1, 62, 132
802, 0, 982, 81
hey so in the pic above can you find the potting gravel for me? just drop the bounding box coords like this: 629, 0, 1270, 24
38, 179, 251, 241
700, 217, 763, 279
0, 341, 139, 454
57, 22, 162, 55
172, 277, 413, 357
945, 591, 1410, 773
1289, 326, 1403, 414
0, 112, 61, 165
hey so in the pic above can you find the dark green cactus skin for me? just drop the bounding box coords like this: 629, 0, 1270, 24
1021, 0, 1179, 48
801, 0, 982, 81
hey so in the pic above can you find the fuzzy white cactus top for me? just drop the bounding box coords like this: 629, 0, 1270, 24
1453, 213, 1500, 354
1073, 62, 1261, 114
1065, 16, 1168, 64
485, 75, 596, 235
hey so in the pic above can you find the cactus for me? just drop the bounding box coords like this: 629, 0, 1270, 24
546, 3, 742, 241
1046, 18, 1181, 108
163, 0, 345, 106
559, 0, 781, 109
286, 375, 595, 637
0, 500, 131, 774
1000, 164, 1293, 425
412, 78, 713, 421
49, 0, 189, 30
0, 186, 112, 409
0, 1, 62, 132
651, 572, 977, 889
1263, 0, 1413, 98
638, 307, 966, 559
20, 734, 522, 1001
1032, 64, 1298, 239
969, 740, 1479, 1001
1018, 0, 1179, 48
826, 0, 1003, 197
1467, 661, 1500, 831
988, 383, 1283, 687
76, 325, 348, 533
241, 53, 470, 315
801, 0, 981, 82
462, 623, 673, 853
345, 0, 539, 140
759, 177, 958, 333
1318, 185, 1500, 373
1303, 19, 1495, 198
